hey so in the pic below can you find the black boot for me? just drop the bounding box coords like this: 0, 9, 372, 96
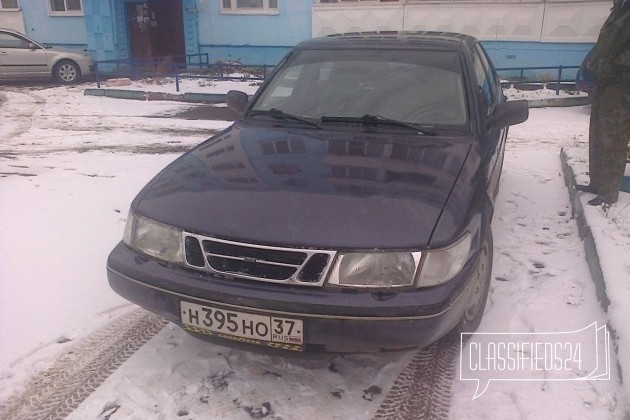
587, 196, 613, 206
576, 184, 597, 193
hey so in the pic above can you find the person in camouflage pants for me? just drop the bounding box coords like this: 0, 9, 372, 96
580, 0, 630, 206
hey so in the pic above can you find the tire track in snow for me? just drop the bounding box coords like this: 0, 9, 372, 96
373, 337, 459, 420
0, 90, 46, 141
0, 309, 167, 420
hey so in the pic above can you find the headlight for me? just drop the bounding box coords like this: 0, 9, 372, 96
418, 233, 471, 287
123, 212, 183, 263
328, 252, 422, 288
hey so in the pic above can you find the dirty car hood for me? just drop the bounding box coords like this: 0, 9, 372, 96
133, 124, 472, 249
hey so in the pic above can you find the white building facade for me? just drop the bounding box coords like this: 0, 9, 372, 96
313, 0, 611, 77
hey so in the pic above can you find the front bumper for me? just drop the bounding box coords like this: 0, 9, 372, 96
107, 242, 480, 353
77, 59, 95, 76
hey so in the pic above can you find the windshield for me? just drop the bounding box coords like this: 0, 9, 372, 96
251, 48, 469, 128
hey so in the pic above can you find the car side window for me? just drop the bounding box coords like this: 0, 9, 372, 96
472, 45, 497, 115
0, 33, 31, 49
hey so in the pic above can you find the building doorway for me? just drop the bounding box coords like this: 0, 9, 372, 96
127, 1, 186, 64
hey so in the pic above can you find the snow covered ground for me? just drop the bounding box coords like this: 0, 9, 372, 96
0, 80, 628, 419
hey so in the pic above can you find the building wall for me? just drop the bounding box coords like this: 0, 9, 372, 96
312, 1, 610, 42
312, 1, 611, 77
83, 0, 115, 62
482, 41, 595, 79
20, 0, 87, 49
183, 0, 200, 58
196, 0, 312, 65
12, 0, 610, 76
0, 9, 26, 32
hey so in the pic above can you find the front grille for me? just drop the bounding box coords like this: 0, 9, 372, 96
204, 241, 307, 266
207, 256, 296, 280
183, 233, 336, 287
185, 236, 205, 267
298, 253, 331, 283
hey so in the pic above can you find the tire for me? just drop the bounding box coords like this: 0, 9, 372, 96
53, 60, 81, 84
452, 228, 493, 335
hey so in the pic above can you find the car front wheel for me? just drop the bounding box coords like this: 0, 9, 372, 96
54, 60, 81, 84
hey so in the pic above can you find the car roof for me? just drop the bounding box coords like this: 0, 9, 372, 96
296, 31, 477, 51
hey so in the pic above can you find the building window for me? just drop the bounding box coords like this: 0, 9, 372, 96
260, 139, 305, 155
221, 0, 278, 15
0, 0, 19, 9
49, 0, 82, 15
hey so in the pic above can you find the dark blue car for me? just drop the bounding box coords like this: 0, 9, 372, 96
107, 32, 528, 354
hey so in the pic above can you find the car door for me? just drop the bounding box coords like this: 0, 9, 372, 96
0, 31, 49, 79
472, 43, 507, 200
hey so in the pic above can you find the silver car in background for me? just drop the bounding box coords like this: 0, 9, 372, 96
0, 28, 94, 84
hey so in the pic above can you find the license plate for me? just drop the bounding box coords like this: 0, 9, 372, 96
180, 301, 304, 351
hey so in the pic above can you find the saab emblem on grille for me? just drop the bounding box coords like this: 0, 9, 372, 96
243, 257, 258, 263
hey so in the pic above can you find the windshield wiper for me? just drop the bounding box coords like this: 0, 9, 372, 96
248, 109, 321, 129
320, 114, 435, 135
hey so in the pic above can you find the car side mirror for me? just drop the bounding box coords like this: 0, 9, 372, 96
29, 43, 38, 50
487, 100, 529, 130
226, 90, 249, 115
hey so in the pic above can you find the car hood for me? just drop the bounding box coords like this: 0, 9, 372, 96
133, 123, 472, 249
